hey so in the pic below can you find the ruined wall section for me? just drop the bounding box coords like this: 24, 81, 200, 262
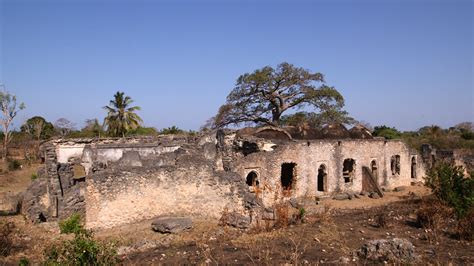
232, 139, 425, 208
40, 134, 257, 230
85, 165, 248, 229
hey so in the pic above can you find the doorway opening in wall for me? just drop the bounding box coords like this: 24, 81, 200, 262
411, 157, 417, 179
281, 163, 296, 191
391, 155, 401, 175
343, 159, 355, 183
246, 171, 259, 187
317, 164, 327, 192
370, 160, 378, 181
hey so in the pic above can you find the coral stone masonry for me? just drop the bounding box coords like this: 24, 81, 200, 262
22, 126, 427, 229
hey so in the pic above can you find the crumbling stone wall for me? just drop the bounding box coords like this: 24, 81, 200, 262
233, 139, 425, 207
25, 130, 427, 230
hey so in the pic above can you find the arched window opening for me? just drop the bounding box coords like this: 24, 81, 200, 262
246, 171, 259, 187
317, 164, 327, 192
390, 155, 401, 175
411, 156, 417, 179
342, 159, 356, 183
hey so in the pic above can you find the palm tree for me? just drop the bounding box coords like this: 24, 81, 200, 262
103, 91, 143, 137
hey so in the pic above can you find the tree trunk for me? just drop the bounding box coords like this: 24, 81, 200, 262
2, 135, 8, 161
272, 109, 282, 126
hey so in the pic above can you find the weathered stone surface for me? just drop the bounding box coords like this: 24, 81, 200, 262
0, 192, 22, 216
369, 192, 381, 199
357, 238, 416, 262
21, 178, 50, 223
333, 193, 350, 200
261, 208, 275, 220
393, 186, 407, 192
223, 212, 251, 229
32, 130, 428, 230
151, 217, 192, 233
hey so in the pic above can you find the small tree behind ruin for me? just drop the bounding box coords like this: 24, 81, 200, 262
212, 62, 347, 128
21, 116, 55, 141
103, 91, 143, 137
0, 88, 25, 160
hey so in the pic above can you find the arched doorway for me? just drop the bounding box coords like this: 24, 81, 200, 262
411, 157, 417, 179
246, 171, 259, 187
317, 164, 327, 192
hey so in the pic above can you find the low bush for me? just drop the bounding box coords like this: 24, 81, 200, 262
416, 197, 453, 230
30, 173, 38, 180
19, 257, 29, 266
44, 230, 118, 265
0, 222, 15, 257
455, 208, 474, 241
375, 212, 387, 228
7, 159, 21, 171
59, 213, 84, 234
424, 162, 474, 218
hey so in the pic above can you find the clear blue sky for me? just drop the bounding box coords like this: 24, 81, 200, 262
0, 0, 472, 131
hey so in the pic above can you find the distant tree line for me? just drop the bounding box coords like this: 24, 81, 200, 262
1, 62, 472, 163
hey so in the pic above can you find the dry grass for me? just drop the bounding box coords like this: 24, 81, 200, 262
0, 222, 14, 257
416, 198, 453, 231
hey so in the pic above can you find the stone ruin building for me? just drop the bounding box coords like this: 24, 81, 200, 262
22, 125, 428, 230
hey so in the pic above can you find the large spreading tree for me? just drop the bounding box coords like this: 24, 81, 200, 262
103, 91, 143, 137
213, 62, 347, 128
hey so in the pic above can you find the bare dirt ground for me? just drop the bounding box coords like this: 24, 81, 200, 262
1, 170, 473, 265
0, 163, 40, 194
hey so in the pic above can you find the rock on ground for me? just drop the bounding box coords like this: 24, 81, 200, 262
151, 217, 193, 233
333, 193, 350, 200
221, 212, 251, 229
357, 238, 416, 263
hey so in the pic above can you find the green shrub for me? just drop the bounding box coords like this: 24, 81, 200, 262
7, 160, 21, 171
44, 230, 117, 266
59, 213, 84, 234
461, 131, 474, 140
425, 162, 474, 218
30, 173, 38, 180
19, 257, 29, 266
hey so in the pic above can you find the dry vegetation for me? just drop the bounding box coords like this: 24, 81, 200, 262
1, 162, 473, 265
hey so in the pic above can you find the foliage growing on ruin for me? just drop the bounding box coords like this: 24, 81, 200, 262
280, 110, 356, 129
103, 91, 143, 137
372, 125, 402, 139
425, 162, 474, 218
212, 62, 347, 128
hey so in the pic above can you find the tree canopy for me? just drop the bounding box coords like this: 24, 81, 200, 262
212, 62, 346, 128
103, 91, 143, 137
21, 116, 54, 140
280, 109, 356, 129
372, 125, 402, 139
